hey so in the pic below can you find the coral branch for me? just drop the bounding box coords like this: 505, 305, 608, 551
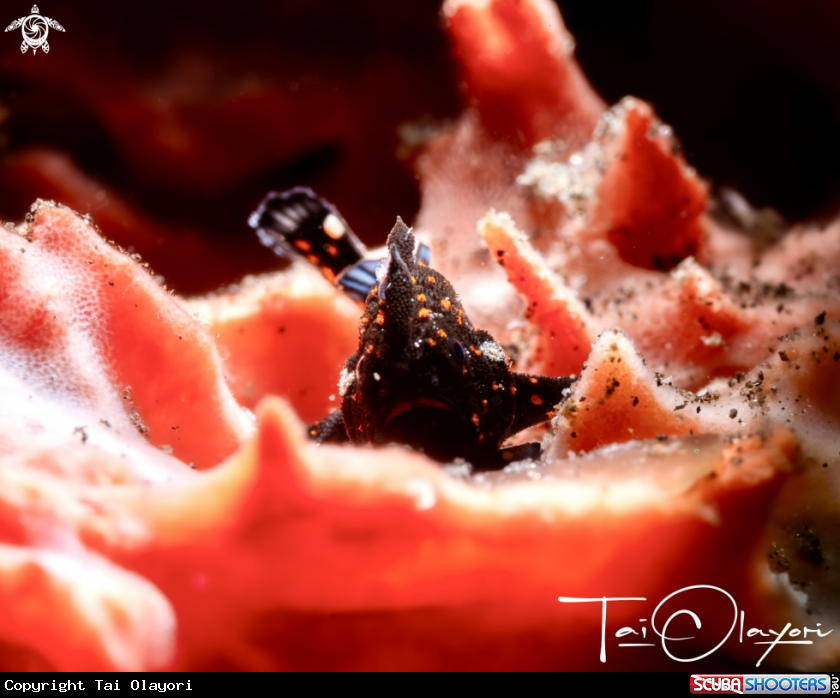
444, 0, 604, 145
479, 209, 591, 375
587, 99, 708, 271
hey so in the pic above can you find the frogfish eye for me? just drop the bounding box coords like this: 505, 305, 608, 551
452, 340, 465, 360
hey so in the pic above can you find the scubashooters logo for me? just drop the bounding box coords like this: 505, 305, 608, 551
690, 674, 831, 694
5, 5, 64, 54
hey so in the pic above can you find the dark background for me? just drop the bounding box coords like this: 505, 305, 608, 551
562, 0, 840, 222
1, 0, 839, 292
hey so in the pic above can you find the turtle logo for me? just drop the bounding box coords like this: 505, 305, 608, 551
5, 5, 64, 55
